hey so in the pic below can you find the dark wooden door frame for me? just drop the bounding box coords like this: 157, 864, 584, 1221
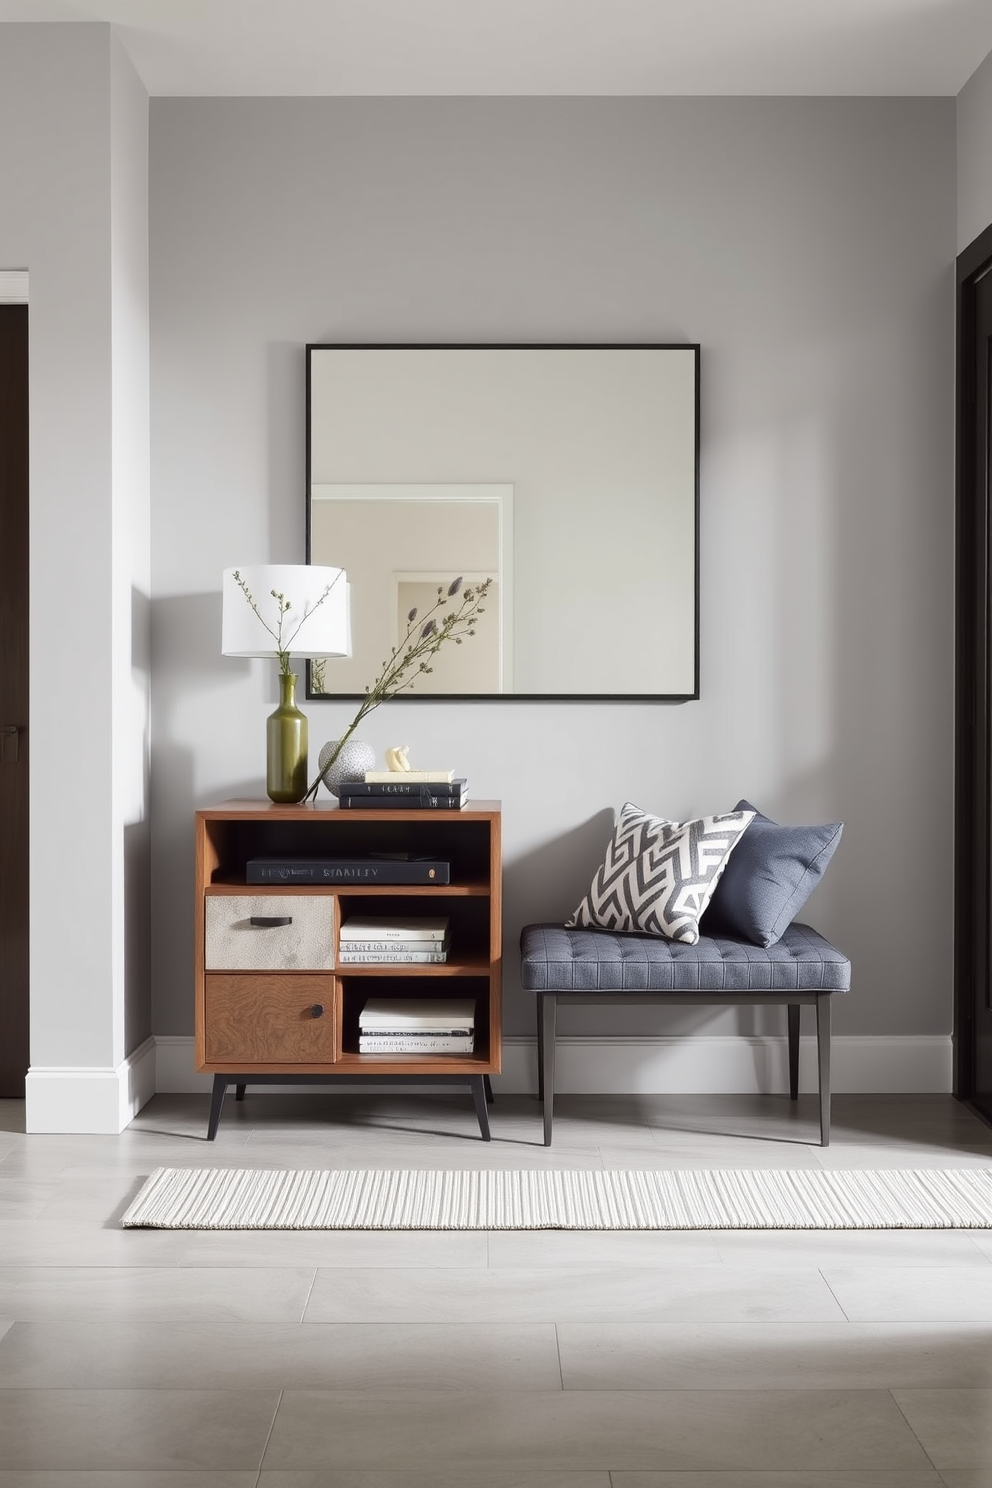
0, 302, 29, 1096
954, 221, 992, 1111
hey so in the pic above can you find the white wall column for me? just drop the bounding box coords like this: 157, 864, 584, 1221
0, 24, 151, 1132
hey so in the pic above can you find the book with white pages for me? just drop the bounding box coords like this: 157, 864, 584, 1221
358, 997, 476, 1030
340, 937, 450, 953
358, 1035, 475, 1053
340, 949, 448, 964
340, 916, 450, 942
364, 770, 454, 783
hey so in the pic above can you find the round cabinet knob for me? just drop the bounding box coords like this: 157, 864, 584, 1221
310, 1003, 325, 1019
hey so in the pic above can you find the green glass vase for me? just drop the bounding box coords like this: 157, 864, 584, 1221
266, 671, 308, 803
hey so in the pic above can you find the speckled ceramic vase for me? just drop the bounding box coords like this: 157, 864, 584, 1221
317, 737, 376, 797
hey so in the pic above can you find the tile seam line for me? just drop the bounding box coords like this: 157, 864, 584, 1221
257, 1385, 283, 1476
887, 1386, 945, 1477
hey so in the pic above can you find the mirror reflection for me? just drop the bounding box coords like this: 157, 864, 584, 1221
309, 484, 509, 695
307, 345, 699, 699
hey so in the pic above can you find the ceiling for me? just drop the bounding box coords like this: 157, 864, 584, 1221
1, 0, 991, 97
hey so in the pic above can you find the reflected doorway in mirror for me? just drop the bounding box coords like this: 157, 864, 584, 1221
308, 482, 511, 697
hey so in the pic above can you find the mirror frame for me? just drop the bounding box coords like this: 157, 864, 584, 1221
305, 343, 700, 702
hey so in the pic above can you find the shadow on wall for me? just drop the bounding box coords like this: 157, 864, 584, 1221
125, 584, 152, 1057
500, 807, 614, 1036
149, 591, 265, 1036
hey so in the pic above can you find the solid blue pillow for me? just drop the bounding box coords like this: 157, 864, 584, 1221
702, 799, 843, 947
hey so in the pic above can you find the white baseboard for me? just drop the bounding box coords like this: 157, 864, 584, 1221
151, 1033, 952, 1098
18, 1032, 952, 1133
498, 1034, 952, 1095
25, 1036, 157, 1134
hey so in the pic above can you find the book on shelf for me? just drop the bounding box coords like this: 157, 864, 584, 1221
359, 1022, 474, 1037
340, 778, 467, 799
364, 770, 455, 783
339, 938, 451, 955
358, 1035, 475, 1054
358, 996, 475, 1030
338, 793, 467, 811
339, 948, 448, 964
245, 856, 450, 885
340, 916, 450, 942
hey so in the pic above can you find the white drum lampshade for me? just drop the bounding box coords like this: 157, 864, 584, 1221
222, 564, 351, 661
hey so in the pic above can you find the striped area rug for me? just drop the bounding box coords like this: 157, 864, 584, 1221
121, 1166, 992, 1230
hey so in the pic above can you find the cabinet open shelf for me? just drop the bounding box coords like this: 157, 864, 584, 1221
194, 799, 502, 1139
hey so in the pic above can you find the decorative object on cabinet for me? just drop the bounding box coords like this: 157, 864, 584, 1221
195, 799, 502, 1139
300, 576, 491, 802
221, 564, 351, 803
315, 737, 376, 798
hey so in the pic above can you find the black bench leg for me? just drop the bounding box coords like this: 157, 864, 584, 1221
816, 994, 832, 1146
471, 1076, 492, 1140
235, 1083, 247, 1102
536, 997, 544, 1102
541, 993, 557, 1147
483, 1075, 494, 1104
787, 1005, 800, 1101
207, 1075, 228, 1140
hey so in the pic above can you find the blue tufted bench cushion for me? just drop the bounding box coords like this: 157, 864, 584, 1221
519, 921, 852, 995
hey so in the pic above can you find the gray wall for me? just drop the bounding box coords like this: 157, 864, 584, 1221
150, 97, 955, 1048
958, 46, 992, 251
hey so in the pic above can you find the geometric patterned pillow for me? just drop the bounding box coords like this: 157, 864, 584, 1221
566, 801, 755, 945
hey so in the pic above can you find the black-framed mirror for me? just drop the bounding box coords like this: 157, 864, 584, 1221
306, 343, 699, 701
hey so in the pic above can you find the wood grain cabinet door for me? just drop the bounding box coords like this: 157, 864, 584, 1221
203, 975, 336, 1065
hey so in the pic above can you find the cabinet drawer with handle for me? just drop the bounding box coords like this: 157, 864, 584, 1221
204, 894, 334, 971
203, 974, 335, 1064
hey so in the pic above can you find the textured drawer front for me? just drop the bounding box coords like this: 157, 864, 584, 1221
204, 975, 335, 1064
205, 895, 334, 971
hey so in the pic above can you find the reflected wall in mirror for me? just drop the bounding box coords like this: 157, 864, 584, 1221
309, 484, 511, 695
306, 344, 699, 700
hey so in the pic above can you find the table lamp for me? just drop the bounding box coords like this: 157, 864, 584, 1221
222, 563, 350, 803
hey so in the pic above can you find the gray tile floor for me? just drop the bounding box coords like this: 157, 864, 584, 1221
0, 1090, 991, 1485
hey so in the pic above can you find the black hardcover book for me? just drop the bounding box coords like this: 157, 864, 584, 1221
246, 856, 451, 885
339, 778, 468, 799
338, 794, 467, 811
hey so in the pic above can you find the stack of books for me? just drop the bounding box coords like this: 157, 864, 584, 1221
338, 915, 451, 964
358, 997, 476, 1055
339, 771, 468, 811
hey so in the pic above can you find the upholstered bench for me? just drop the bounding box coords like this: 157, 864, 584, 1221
519, 921, 852, 1147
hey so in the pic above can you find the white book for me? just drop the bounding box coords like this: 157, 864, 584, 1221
339, 949, 448, 964
340, 916, 450, 942
359, 997, 476, 1030
362, 1026, 474, 1037
342, 938, 451, 954
364, 770, 454, 783
359, 1036, 475, 1053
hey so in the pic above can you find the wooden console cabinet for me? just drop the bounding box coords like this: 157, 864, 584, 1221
194, 799, 502, 1139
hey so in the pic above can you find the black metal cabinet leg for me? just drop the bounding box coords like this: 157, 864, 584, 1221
542, 993, 557, 1147
816, 994, 832, 1146
483, 1075, 494, 1104
471, 1076, 492, 1140
207, 1076, 228, 1141
787, 1005, 800, 1101
235, 1083, 247, 1102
